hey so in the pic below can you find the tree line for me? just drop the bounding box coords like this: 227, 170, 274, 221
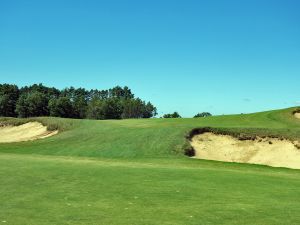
0, 83, 157, 119
162, 111, 212, 118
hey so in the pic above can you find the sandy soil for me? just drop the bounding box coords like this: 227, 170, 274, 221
0, 122, 58, 143
191, 132, 300, 169
295, 112, 300, 119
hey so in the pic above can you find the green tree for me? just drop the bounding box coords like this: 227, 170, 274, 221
122, 98, 143, 119
60, 87, 88, 118
0, 83, 157, 120
109, 86, 134, 99
0, 84, 19, 117
20, 83, 60, 99
143, 101, 157, 118
16, 92, 49, 117
15, 94, 28, 118
73, 95, 87, 118
73, 88, 88, 118
48, 97, 74, 118
101, 98, 123, 119
163, 112, 181, 118
122, 99, 157, 119
194, 112, 212, 118
87, 98, 123, 120
86, 98, 105, 120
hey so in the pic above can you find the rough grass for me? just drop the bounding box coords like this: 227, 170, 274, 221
0, 116, 76, 131
0, 107, 300, 224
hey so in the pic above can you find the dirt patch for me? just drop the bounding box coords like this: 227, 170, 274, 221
295, 112, 300, 119
190, 132, 300, 169
0, 122, 58, 143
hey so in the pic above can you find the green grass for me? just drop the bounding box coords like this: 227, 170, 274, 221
0, 107, 300, 224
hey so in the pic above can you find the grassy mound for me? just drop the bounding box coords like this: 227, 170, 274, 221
0, 107, 300, 224
0, 107, 299, 159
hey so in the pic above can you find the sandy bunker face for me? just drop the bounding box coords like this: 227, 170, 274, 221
191, 132, 300, 169
0, 122, 58, 143
295, 112, 300, 119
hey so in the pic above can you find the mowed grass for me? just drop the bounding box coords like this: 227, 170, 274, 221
0, 107, 300, 224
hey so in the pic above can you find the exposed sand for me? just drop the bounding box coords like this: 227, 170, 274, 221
191, 132, 300, 169
0, 122, 58, 143
295, 112, 300, 119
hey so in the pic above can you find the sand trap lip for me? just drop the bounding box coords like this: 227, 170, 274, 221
0, 122, 58, 143
294, 112, 300, 119
190, 132, 300, 169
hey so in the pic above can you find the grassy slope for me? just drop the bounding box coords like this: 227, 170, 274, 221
0, 107, 300, 225
0, 107, 299, 159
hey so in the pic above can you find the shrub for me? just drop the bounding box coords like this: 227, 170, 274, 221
194, 112, 212, 118
163, 112, 181, 118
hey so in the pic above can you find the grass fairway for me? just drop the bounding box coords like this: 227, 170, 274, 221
1, 107, 300, 224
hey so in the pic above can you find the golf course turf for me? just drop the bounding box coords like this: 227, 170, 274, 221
0, 107, 300, 224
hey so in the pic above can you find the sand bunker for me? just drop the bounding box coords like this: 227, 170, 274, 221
191, 132, 300, 169
295, 112, 300, 119
0, 122, 58, 143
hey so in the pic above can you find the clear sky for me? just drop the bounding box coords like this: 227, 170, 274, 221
0, 0, 299, 117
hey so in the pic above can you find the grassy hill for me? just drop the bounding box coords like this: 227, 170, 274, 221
0, 107, 300, 224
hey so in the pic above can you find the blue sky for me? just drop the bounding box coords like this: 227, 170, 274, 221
0, 0, 299, 117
